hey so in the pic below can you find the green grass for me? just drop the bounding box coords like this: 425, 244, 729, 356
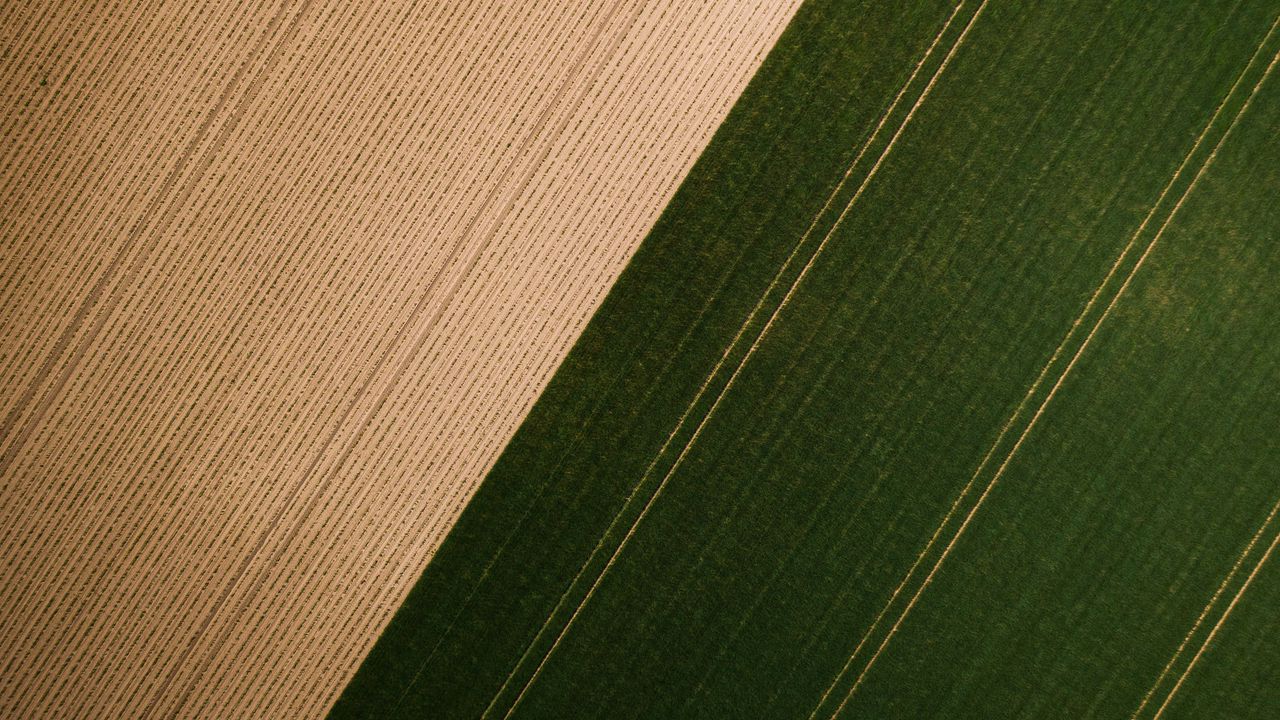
330, 1, 1280, 717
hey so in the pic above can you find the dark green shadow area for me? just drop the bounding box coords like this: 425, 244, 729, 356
331, 1, 1280, 718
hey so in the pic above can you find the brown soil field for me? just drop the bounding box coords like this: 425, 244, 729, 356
0, 0, 800, 716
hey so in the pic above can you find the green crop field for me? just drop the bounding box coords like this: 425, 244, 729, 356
331, 0, 1280, 717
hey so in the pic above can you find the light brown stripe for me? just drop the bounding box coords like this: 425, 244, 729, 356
0, 1, 799, 717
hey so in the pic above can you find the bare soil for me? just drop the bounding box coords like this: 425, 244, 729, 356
0, 0, 799, 716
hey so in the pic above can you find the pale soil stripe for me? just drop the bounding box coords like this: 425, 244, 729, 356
411, 5, 971, 707
217, 5, 798, 712
6, 1, 332, 707
148, 0, 648, 715
6, 0, 604, 707
8, 0, 599, 691
0, 0, 286, 454
822, 31, 1280, 720
1, 0, 299, 638
18, 0, 609, 707
485, 5, 981, 718
218, 7, 798, 712
0, 1, 797, 717
332, 7, 804, 713
369, 6, 800, 710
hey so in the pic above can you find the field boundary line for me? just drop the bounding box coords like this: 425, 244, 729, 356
383, 2, 829, 705
145, 2, 649, 716
0, 0, 303, 481
146, 2, 645, 712
1132, 491, 1280, 719
815, 24, 1280, 720
482, 4, 985, 717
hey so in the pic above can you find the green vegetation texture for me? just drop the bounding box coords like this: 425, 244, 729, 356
331, 0, 1280, 717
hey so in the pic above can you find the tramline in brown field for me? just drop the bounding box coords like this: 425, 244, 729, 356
0, 0, 799, 717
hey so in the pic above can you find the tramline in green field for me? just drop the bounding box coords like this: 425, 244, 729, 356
332, 1, 1280, 717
